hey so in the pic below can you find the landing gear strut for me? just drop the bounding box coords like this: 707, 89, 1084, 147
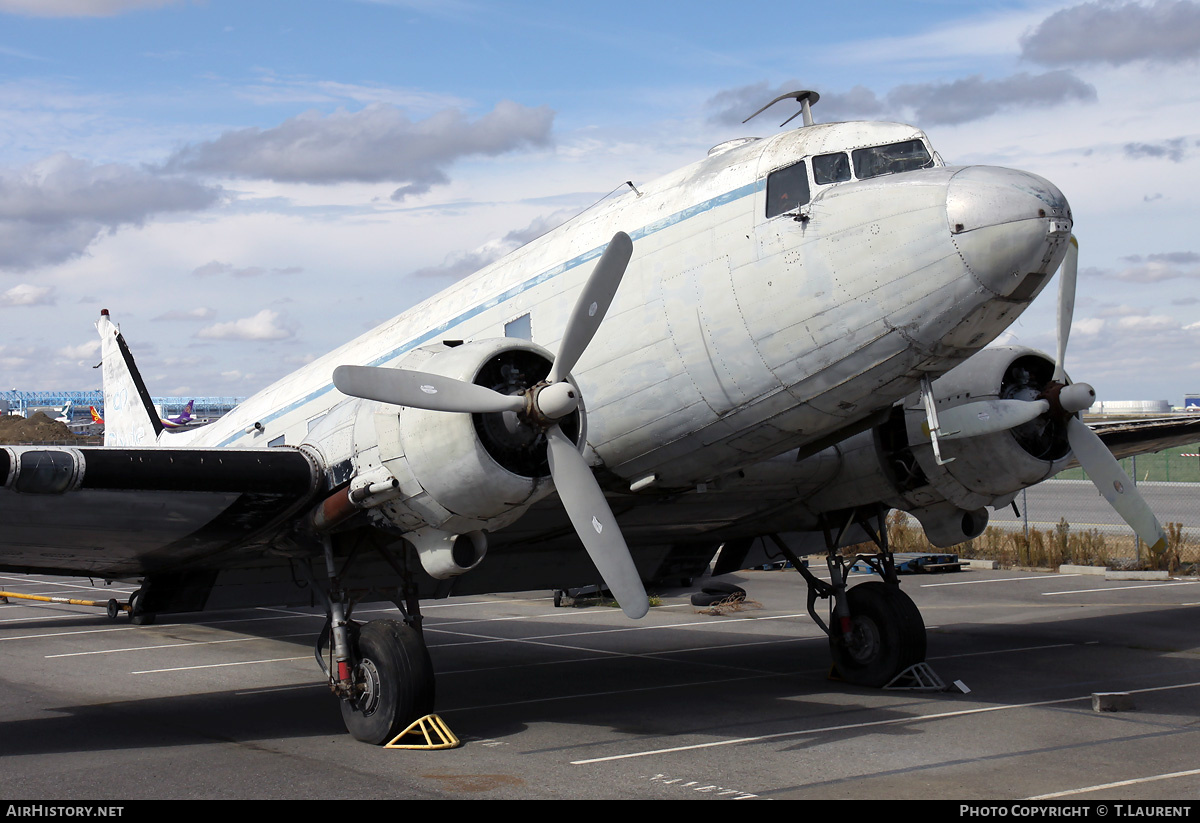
768, 505, 926, 686
310, 534, 437, 744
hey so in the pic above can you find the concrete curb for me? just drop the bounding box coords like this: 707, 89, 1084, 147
1059, 564, 1106, 576
1059, 564, 1170, 580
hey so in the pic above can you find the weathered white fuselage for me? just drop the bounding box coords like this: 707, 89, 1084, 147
164, 120, 1072, 548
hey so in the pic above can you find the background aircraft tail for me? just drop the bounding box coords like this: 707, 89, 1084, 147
96, 309, 164, 447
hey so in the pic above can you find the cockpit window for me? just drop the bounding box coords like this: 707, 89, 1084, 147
766, 160, 810, 218
813, 152, 851, 185
852, 140, 933, 180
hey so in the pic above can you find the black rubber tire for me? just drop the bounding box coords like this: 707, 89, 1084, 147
128, 589, 156, 626
702, 581, 746, 599
691, 589, 746, 607
829, 582, 926, 688
340, 619, 435, 745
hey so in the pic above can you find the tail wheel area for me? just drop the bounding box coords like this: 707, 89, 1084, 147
830, 582, 926, 687
340, 619, 435, 745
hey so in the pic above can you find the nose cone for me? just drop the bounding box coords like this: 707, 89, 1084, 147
947, 166, 1072, 300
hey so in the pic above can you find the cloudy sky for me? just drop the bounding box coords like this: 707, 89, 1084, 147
0, 0, 1197, 403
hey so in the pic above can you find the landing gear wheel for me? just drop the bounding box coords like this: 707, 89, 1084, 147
128, 589, 155, 625
340, 619, 435, 745
829, 582, 925, 687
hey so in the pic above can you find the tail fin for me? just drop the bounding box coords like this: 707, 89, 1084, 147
96, 309, 163, 447
179, 399, 195, 422
89, 406, 104, 424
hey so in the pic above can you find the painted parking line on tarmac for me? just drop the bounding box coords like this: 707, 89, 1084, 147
1027, 767, 1200, 799
1043, 581, 1200, 596
131, 656, 311, 674
424, 611, 814, 646
46, 631, 315, 658
569, 679, 1200, 766
920, 574, 1082, 588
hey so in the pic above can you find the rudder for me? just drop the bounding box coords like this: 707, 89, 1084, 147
96, 309, 164, 447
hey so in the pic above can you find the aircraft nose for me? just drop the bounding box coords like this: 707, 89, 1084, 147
947, 166, 1072, 299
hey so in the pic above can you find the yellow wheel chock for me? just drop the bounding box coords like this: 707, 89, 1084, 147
384, 714, 461, 750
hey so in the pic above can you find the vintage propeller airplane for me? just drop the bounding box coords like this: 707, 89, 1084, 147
2, 91, 1195, 744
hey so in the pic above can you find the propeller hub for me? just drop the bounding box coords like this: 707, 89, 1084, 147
1059, 382, 1096, 414
532, 381, 579, 422
1039, 380, 1095, 418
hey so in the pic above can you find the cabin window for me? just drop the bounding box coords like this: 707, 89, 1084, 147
505, 313, 532, 340
766, 160, 810, 218
813, 152, 851, 185
852, 140, 933, 180
268, 434, 286, 447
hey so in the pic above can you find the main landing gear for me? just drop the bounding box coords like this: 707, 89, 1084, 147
766, 505, 927, 687
311, 535, 437, 744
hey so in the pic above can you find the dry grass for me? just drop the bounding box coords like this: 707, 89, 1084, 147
695, 597, 763, 616
883, 510, 1199, 573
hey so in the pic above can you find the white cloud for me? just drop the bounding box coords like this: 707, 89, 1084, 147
152, 306, 216, 321
706, 72, 1096, 128
164, 101, 555, 200
190, 260, 302, 278
1021, 0, 1200, 67
0, 283, 55, 306
0, 152, 221, 270
59, 339, 99, 359
196, 309, 293, 341
0, 0, 180, 16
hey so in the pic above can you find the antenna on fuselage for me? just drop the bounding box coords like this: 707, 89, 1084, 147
743, 90, 820, 128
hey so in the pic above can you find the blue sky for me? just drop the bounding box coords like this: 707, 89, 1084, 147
0, 0, 1197, 403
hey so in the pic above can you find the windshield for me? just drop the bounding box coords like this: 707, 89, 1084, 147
813, 152, 851, 185
852, 140, 933, 180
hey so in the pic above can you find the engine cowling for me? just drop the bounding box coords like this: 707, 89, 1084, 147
777, 346, 1075, 547
304, 338, 586, 577
902, 346, 1073, 506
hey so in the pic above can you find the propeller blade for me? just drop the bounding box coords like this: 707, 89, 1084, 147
1066, 416, 1167, 553
545, 424, 649, 619
333, 365, 525, 414
1053, 235, 1079, 383
932, 399, 1050, 440
548, 231, 633, 384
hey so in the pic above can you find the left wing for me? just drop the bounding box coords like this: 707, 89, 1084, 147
0, 445, 323, 579
1086, 415, 1200, 462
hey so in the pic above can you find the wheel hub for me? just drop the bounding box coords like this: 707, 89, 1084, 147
351, 658, 382, 716
844, 615, 882, 665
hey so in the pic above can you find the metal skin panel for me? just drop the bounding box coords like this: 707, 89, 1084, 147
176, 130, 1064, 500
1, 117, 1090, 597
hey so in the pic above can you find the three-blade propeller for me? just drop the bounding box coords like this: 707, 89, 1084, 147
333, 232, 650, 618
936, 235, 1167, 554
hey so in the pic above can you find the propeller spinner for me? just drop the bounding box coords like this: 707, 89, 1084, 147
333, 232, 650, 618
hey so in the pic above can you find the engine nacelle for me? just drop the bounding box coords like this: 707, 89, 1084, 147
303, 338, 587, 578
901, 346, 1073, 511
781, 345, 1075, 548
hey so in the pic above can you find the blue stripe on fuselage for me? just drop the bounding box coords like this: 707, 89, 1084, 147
216, 178, 764, 447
